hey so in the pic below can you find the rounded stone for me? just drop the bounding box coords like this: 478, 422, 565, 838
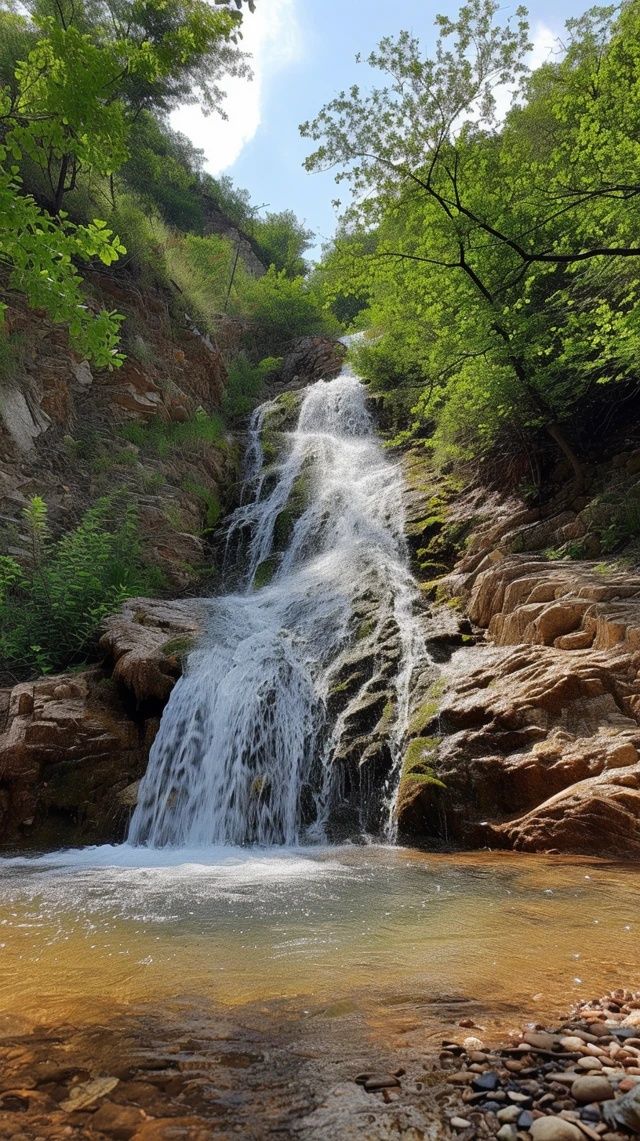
530, 1117, 584, 1140
577, 1057, 603, 1071
524, 1031, 556, 1051
570, 1075, 614, 1103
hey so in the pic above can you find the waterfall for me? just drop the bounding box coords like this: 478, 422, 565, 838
128, 364, 424, 848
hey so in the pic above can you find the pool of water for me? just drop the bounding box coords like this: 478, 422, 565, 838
0, 844, 638, 1042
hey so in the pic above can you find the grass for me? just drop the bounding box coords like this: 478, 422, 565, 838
121, 409, 225, 458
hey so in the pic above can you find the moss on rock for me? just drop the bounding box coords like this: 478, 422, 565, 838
408, 679, 446, 737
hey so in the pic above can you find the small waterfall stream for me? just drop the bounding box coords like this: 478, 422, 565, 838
129, 365, 425, 848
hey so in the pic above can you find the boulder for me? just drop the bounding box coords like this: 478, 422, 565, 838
277, 337, 347, 389
0, 596, 205, 847
101, 596, 206, 704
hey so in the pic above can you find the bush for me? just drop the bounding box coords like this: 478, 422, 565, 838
222, 355, 281, 419
237, 268, 338, 357
0, 495, 162, 678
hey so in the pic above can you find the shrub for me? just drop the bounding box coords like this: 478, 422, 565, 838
222, 355, 281, 419
0, 495, 162, 678
238, 268, 338, 357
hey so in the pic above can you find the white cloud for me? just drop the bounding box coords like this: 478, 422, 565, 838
529, 21, 561, 71
492, 22, 561, 121
171, 0, 303, 175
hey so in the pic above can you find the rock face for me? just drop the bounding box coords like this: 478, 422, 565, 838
397, 443, 640, 856
0, 274, 240, 592
276, 337, 347, 390
0, 597, 205, 847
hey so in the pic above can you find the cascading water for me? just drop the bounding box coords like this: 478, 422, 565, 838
129, 363, 425, 848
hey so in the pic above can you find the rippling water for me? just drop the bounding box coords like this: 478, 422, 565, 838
0, 845, 637, 1039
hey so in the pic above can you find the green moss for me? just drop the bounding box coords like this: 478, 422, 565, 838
400, 736, 446, 791
406, 512, 446, 538
406, 770, 447, 789
415, 554, 450, 577
253, 556, 279, 588
402, 735, 438, 773
356, 617, 375, 641
181, 479, 222, 532
161, 634, 196, 661
378, 699, 396, 734
273, 471, 310, 549
408, 679, 446, 736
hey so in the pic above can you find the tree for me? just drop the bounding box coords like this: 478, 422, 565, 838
254, 210, 315, 277
303, 0, 640, 484
0, 128, 125, 364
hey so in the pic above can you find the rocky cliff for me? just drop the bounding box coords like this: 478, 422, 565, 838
397, 443, 640, 858
4, 350, 640, 857
0, 272, 242, 592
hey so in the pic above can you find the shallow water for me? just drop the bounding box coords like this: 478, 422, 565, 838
1, 845, 638, 1042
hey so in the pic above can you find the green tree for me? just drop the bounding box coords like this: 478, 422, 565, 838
254, 210, 315, 277
304, 0, 640, 484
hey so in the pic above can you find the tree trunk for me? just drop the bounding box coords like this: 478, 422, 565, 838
52, 154, 70, 215
545, 421, 585, 492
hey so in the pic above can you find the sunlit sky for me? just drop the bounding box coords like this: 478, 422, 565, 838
171, 0, 591, 258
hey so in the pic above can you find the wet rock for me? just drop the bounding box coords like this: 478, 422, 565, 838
60, 1075, 119, 1111
472, 1070, 500, 1092
277, 337, 347, 389
362, 1074, 401, 1092
91, 1100, 146, 1138
603, 1082, 640, 1132
524, 1031, 556, 1050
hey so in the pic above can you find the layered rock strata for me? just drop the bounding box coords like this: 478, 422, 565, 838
397, 442, 640, 856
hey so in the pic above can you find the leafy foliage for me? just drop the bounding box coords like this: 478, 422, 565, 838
253, 210, 314, 277
0, 496, 161, 677
0, 0, 253, 359
222, 355, 282, 419
306, 0, 640, 483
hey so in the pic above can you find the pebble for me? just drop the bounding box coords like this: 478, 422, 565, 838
577, 1056, 603, 1070
524, 1031, 556, 1050
363, 1074, 401, 1092
472, 1071, 500, 1092
570, 1075, 614, 1103
450, 1116, 472, 1130
530, 1117, 583, 1140
496, 1126, 516, 1141
496, 1106, 520, 1123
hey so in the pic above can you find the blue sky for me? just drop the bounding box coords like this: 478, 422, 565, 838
172, 0, 591, 259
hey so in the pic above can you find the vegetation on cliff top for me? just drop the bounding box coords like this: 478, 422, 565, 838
308, 0, 640, 497
0, 0, 332, 363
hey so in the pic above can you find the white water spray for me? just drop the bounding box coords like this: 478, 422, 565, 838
129, 365, 424, 848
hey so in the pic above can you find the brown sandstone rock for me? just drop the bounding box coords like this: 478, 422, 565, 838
101, 597, 206, 704
0, 597, 205, 847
